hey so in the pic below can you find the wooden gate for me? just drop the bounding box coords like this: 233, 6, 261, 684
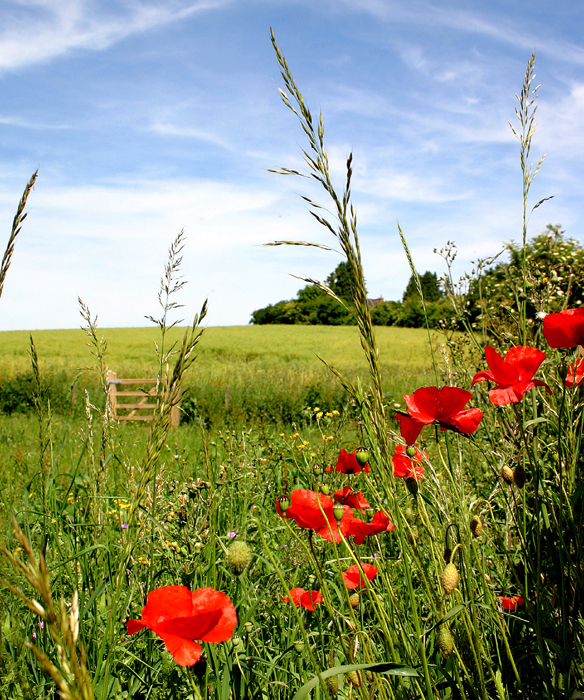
106, 371, 180, 427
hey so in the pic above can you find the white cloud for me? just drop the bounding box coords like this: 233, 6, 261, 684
146, 122, 233, 149
0, 175, 331, 329
538, 83, 584, 161
0, 0, 232, 73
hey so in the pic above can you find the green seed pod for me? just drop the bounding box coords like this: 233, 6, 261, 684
277, 495, 290, 513
325, 674, 339, 696
226, 541, 252, 576
294, 640, 305, 653
439, 563, 460, 595
319, 483, 330, 496
313, 463, 323, 476
405, 445, 416, 458
244, 621, 253, 633
438, 627, 455, 658
231, 635, 243, 653
355, 447, 369, 468
333, 503, 345, 522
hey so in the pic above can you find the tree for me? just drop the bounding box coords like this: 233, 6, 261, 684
250, 262, 357, 325
402, 271, 443, 303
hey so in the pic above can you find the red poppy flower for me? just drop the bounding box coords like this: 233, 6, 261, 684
346, 511, 395, 545
126, 585, 237, 666
497, 595, 525, 611
392, 444, 426, 479
566, 359, 584, 388
276, 489, 353, 543
395, 386, 483, 445
282, 588, 323, 611
471, 346, 550, 406
342, 563, 378, 589
328, 449, 370, 474
333, 486, 370, 509
543, 308, 584, 348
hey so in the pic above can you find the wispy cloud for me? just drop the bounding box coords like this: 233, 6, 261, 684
147, 122, 233, 149
334, 0, 584, 66
0, 0, 232, 73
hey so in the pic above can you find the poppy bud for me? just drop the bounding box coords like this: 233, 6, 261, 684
192, 654, 207, 680
319, 483, 330, 496
405, 476, 419, 497
277, 495, 290, 513
501, 465, 514, 484
405, 445, 416, 458
347, 670, 364, 687
513, 464, 527, 489
439, 563, 460, 595
558, 363, 568, 382
294, 640, 305, 653
403, 506, 415, 522
438, 626, 455, 658
226, 541, 253, 576
349, 593, 360, 609
355, 447, 369, 467
470, 516, 482, 537
333, 503, 345, 522
313, 463, 323, 476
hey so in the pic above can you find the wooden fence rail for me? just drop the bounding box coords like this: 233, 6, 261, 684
106, 371, 180, 427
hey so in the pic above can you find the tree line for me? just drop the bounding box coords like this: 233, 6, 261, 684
250, 226, 584, 330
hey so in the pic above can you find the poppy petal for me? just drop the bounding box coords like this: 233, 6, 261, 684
141, 586, 196, 629
191, 588, 237, 643
504, 346, 546, 382
126, 619, 146, 635
395, 414, 425, 445
157, 632, 202, 666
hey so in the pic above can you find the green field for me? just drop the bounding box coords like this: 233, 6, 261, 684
0, 324, 442, 376
0, 325, 444, 424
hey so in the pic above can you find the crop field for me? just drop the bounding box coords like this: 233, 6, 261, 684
0, 324, 441, 377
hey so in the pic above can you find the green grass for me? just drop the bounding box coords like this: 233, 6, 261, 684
0, 325, 443, 425
0, 325, 442, 377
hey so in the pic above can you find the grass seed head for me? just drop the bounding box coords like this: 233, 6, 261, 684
226, 541, 252, 576
440, 563, 460, 595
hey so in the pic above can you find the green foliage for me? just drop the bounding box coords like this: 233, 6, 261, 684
464, 225, 584, 342
403, 270, 443, 303
251, 262, 357, 325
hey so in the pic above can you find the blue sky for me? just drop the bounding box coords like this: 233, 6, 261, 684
1, 0, 583, 330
